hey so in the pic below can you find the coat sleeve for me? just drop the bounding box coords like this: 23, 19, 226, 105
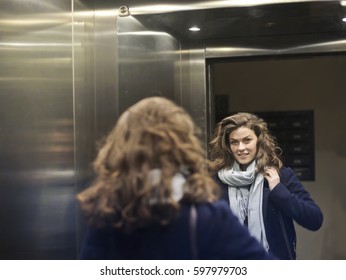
268, 167, 323, 231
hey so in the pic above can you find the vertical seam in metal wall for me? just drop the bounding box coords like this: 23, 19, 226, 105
202, 49, 208, 153
206, 62, 213, 154
93, 11, 97, 139
115, 15, 120, 120
71, 0, 78, 259
179, 42, 183, 106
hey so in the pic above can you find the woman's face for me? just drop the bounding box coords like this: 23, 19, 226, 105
229, 126, 258, 169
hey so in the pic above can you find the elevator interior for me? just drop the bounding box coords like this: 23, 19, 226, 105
1, 0, 346, 259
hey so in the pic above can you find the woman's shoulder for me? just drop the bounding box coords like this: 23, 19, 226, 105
182, 199, 230, 215
191, 200, 237, 225
277, 166, 307, 191
279, 166, 297, 178
197, 200, 230, 211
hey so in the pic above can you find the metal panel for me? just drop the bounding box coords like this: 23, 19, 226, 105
73, 6, 123, 257
73, 3, 98, 256
180, 48, 209, 149
0, 0, 75, 259
117, 15, 181, 112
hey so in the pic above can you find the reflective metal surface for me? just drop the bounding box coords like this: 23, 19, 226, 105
179, 48, 209, 148
0, 0, 75, 259
117, 16, 181, 113
205, 40, 346, 58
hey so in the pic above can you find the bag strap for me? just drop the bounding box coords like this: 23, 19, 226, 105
278, 211, 294, 260
189, 205, 198, 259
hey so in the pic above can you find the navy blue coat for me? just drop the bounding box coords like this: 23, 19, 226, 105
214, 167, 323, 259
80, 200, 275, 260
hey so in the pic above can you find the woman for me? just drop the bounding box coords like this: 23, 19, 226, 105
209, 112, 323, 259
77, 97, 274, 260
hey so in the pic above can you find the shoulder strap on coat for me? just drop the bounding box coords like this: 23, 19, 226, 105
189, 205, 198, 259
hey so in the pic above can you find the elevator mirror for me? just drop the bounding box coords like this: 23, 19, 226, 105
208, 53, 346, 183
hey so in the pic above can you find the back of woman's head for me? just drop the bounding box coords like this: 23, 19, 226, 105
209, 112, 282, 172
96, 97, 200, 175
77, 96, 219, 232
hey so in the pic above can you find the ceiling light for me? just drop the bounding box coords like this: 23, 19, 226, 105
189, 26, 200, 32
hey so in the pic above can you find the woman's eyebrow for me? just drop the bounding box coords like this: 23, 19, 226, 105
230, 135, 252, 140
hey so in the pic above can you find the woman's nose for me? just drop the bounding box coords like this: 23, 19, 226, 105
238, 142, 245, 150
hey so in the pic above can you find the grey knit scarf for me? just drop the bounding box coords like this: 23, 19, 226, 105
218, 161, 269, 252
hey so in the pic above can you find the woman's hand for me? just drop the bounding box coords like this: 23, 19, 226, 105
264, 167, 280, 191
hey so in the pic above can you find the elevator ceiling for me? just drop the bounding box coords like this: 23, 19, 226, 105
131, 1, 346, 48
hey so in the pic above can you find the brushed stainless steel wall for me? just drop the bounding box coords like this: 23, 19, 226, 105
0, 0, 192, 260
180, 48, 210, 150
117, 15, 181, 113
0, 0, 76, 259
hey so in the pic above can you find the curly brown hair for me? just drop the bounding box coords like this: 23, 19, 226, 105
209, 112, 282, 173
77, 97, 220, 233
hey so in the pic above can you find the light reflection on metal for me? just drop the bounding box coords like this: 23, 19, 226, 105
87, 9, 117, 17
118, 30, 175, 37
206, 46, 274, 57
129, 0, 317, 15
0, 18, 70, 26
206, 40, 346, 58
0, 42, 79, 47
